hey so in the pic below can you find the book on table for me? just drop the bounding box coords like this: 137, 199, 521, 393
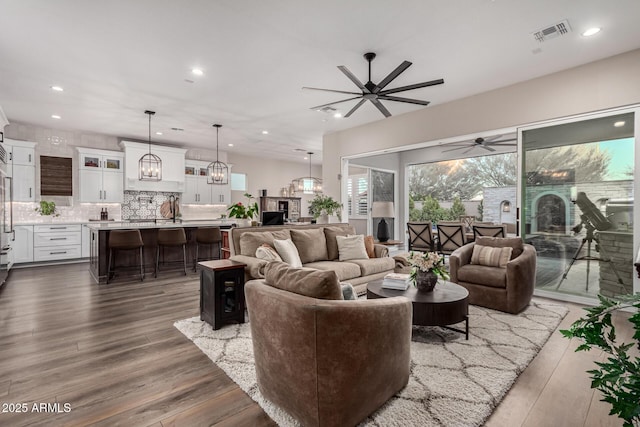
382, 273, 411, 290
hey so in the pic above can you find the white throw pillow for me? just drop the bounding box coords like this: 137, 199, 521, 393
336, 235, 369, 261
255, 244, 283, 262
273, 238, 303, 268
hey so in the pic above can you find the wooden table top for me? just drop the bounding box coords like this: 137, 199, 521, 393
367, 279, 468, 304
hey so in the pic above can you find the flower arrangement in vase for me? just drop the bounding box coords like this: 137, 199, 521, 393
406, 251, 449, 292
227, 193, 259, 227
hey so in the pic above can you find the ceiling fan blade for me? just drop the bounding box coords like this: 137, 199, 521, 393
462, 146, 479, 155
481, 145, 496, 152
369, 98, 391, 117
379, 78, 444, 95
310, 96, 363, 110
441, 145, 469, 153
374, 60, 412, 93
337, 66, 367, 91
486, 138, 517, 145
378, 94, 430, 106
344, 99, 367, 118
302, 86, 361, 95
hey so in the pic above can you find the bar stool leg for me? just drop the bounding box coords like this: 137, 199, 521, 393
107, 248, 113, 284
155, 245, 160, 278
194, 244, 199, 272
139, 247, 145, 281
182, 244, 187, 275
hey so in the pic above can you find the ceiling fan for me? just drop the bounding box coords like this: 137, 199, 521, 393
442, 135, 517, 154
303, 52, 444, 118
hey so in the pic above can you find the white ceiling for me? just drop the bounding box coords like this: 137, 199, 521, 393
1, 0, 640, 165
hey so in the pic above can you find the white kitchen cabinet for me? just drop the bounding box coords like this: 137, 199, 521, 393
33, 224, 82, 262
12, 225, 34, 264
81, 224, 90, 258
211, 185, 230, 204
183, 162, 212, 205
77, 148, 124, 203
5, 138, 36, 167
120, 140, 187, 192
12, 164, 36, 202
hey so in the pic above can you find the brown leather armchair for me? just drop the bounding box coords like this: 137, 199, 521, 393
449, 236, 537, 314
245, 279, 412, 427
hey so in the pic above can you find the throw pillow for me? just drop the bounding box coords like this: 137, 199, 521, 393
273, 238, 303, 268
336, 235, 369, 261
264, 261, 342, 300
340, 282, 357, 300
475, 236, 524, 259
324, 226, 357, 260
471, 244, 513, 268
255, 243, 283, 262
239, 229, 291, 257
364, 235, 375, 258
290, 228, 329, 263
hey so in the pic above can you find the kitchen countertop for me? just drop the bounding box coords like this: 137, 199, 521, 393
86, 219, 236, 230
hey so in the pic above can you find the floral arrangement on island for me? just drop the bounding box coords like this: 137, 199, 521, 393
406, 251, 449, 286
227, 193, 259, 222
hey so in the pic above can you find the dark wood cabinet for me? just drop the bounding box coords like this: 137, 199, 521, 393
259, 196, 301, 220
199, 260, 246, 330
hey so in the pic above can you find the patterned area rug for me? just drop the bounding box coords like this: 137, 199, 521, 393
174, 300, 568, 426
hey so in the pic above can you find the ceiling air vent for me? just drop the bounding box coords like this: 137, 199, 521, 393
532, 19, 571, 43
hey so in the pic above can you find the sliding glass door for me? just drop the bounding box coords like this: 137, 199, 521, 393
519, 110, 636, 301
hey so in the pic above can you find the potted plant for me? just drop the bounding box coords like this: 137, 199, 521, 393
560, 293, 640, 426
406, 251, 449, 292
227, 193, 259, 227
34, 200, 60, 217
308, 194, 342, 224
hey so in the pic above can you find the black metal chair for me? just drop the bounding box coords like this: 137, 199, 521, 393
472, 224, 507, 240
407, 222, 434, 252
156, 228, 187, 277
436, 223, 466, 255
193, 226, 222, 271
107, 229, 144, 283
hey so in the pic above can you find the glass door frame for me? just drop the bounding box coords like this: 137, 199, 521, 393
516, 104, 640, 305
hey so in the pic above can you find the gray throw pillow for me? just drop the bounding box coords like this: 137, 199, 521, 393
340, 282, 357, 300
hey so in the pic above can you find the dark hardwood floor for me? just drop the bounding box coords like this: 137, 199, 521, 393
0, 262, 633, 426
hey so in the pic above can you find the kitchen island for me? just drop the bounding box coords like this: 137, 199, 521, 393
87, 220, 235, 283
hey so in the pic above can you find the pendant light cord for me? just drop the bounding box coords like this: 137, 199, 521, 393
148, 113, 151, 155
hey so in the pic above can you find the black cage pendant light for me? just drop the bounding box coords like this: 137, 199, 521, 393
207, 124, 229, 185
138, 110, 162, 181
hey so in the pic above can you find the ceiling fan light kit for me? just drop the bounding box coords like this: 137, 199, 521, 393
304, 52, 444, 118
139, 110, 163, 181
207, 124, 229, 185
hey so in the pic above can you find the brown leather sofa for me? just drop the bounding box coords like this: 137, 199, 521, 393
449, 236, 537, 314
245, 262, 412, 427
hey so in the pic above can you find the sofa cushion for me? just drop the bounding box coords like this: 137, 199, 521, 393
302, 261, 361, 281
364, 235, 375, 258
273, 238, 303, 268
290, 228, 329, 263
471, 245, 512, 268
457, 264, 506, 288
336, 235, 369, 261
324, 226, 356, 260
348, 257, 395, 276
239, 229, 291, 257
264, 261, 342, 300
255, 243, 283, 262
475, 236, 523, 259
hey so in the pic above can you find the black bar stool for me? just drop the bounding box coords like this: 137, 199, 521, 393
193, 227, 222, 271
107, 229, 144, 283
156, 228, 187, 277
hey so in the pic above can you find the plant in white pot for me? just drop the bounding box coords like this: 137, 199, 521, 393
308, 194, 342, 224
227, 193, 259, 227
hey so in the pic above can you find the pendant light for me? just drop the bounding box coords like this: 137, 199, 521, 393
291, 152, 322, 194
207, 124, 229, 185
138, 110, 162, 181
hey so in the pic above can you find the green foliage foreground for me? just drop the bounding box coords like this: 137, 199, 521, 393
560, 294, 640, 426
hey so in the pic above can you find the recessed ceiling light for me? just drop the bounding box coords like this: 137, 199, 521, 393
614, 121, 625, 127
51, 114, 61, 119
50, 85, 63, 92
228, 143, 234, 147
191, 68, 204, 76
262, 130, 269, 135
333, 112, 342, 118
304, 157, 308, 160
582, 27, 601, 37
155, 131, 163, 135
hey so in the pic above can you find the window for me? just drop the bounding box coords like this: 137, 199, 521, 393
347, 174, 368, 217
231, 173, 247, 191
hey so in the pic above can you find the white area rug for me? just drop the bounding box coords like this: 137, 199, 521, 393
174, 300, 568, 426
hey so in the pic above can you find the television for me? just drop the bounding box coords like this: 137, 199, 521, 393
261, 211, 285, 226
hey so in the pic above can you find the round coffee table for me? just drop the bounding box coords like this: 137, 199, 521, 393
367, 279, 469, 339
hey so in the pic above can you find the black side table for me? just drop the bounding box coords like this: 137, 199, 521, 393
199, 259, 246, 330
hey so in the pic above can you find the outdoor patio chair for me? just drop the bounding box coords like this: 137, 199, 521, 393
437, 223, 466, 255
473, 224, 507, 240
407, 222, 435, 252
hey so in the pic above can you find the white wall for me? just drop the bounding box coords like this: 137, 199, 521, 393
323, 48, 640, 224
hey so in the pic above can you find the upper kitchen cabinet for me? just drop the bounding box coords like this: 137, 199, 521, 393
184, 161, 212, 204
120, 141, 186, 193
5, 139, 36, 202
76, 147, 124, 203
